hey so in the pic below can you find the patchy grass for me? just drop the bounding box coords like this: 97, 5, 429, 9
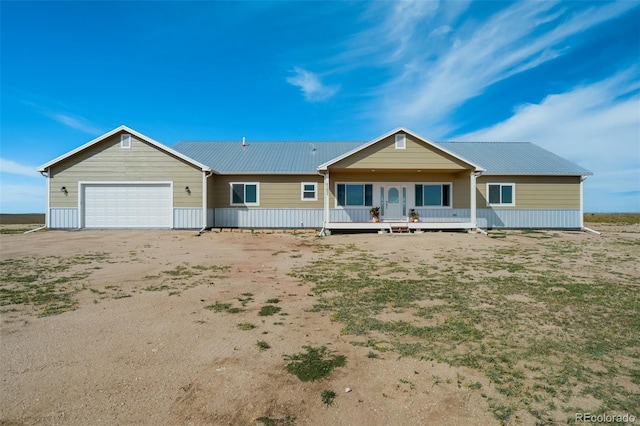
0, 253, 111, 317
0, 228, 40, 235
291, 237, 640, 423
284, 346, 346, 382
256, 340, 271, 351
258, 305, 282, 316
237, 322, 256, 331
141, 263, 230, 294
321, 389, 337, 406
204, 301, 232, 312
255, 416, 295, 426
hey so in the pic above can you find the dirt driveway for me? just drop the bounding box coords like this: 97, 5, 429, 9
1, 226, 638, 425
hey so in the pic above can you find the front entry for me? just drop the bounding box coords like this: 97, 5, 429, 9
384, 186, 403, 219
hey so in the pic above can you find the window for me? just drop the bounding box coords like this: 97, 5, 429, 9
415, 184, 451, 207
301, 182, 317, 201
487, 183, 515, 206
336, 184, 373, 207
231, 183, 259, 205
395, 133, 406, 149
120, 134, 131, 149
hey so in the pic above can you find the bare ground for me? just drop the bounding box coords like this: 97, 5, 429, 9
1, 224, 638, 425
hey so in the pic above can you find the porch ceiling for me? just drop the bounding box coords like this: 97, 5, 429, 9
327, 168, 472, 175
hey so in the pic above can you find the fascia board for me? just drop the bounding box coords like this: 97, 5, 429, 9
37, 125, 212, 173
317, 127, 485, 172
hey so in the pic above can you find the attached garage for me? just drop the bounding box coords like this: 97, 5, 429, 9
38, 126, 212, 230
82, 183, 172, 228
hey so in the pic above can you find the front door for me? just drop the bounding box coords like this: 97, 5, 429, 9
385, 187, 402, 219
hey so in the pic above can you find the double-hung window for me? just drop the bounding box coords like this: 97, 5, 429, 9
336, 184, 373, 207
415, 184, 451, 207
231, 183, 259, 206
301, 182, 317, 201
487, 183, 515, 206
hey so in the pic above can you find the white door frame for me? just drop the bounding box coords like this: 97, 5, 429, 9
78, 181, 174, 229
380, 184, 406, 220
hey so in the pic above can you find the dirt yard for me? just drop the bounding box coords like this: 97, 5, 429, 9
1, 225, 638, 425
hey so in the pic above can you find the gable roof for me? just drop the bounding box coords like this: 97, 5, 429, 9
38, 125, 591, 177
440, 142, 593, 176
172, 140, 364, 174
172, 132, 592, 176
317, 127, 485, 172
37, 125, 212, 173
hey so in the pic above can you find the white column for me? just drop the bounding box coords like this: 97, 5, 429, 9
323, 171, 330, 226
46, 168, 51, 228
470, 172, 477, 227
580, 177, 585, 228
202, 171, 207, 228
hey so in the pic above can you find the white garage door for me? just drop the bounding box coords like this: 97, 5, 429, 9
83, 183, 172, 228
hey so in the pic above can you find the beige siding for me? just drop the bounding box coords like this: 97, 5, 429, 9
213, 175, 324, 208
49, 132, 203, 208
476, 175, 581, 209
330, 133, 471, 171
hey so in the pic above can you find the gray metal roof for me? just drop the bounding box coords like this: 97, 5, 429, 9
172, 141, 364, 174
439, 142, 593, 175
172, 139, 592, 176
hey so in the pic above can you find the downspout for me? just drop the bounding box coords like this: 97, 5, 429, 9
26, 169, 51, 233
198, 170, 213, 235
579, 176, 601, 235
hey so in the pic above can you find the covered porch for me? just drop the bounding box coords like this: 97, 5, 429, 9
320, 172, 482, 233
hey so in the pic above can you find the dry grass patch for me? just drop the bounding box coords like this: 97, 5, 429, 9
291, 235, 640, 424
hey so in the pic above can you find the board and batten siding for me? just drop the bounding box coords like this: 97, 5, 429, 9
329, 133, 471, 171
476, 175, 581, 209
212, 175, 324, 208
328, 171, 472, 209
48, 132, 203, 209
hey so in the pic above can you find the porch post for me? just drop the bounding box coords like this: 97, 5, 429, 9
580, 177, 585, 228
470, 171, 477, 227
323, 171, 330, 227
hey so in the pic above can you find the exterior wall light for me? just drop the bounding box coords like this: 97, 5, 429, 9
60, 186, 68, 195
184, 186, 191, 194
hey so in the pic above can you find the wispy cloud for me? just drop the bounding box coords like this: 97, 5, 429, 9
0, 158, 40, 178
457, 69, 640, 212
24, 101, 103, 135
332, 1, 637, 134
286, 67, 339, 102
46, 112, 103, 135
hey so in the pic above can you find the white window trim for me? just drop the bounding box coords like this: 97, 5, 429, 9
301, 182, 318, 201
120, 134, 132, 149
486, 183, 516, 206
230, 182, 260, 206
334, 182, 373, 208
415, 182, 453, 209
395, 133, 406, 150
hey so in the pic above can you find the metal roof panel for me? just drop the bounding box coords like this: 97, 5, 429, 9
172, 139, 592, 176
437, 142, 593, 175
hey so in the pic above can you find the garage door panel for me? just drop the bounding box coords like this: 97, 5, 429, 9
83, 184, 172, 228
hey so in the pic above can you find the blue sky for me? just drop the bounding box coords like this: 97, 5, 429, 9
1, 0, 638, 213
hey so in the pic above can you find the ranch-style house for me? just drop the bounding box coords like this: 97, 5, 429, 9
37, 126, 592, 233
